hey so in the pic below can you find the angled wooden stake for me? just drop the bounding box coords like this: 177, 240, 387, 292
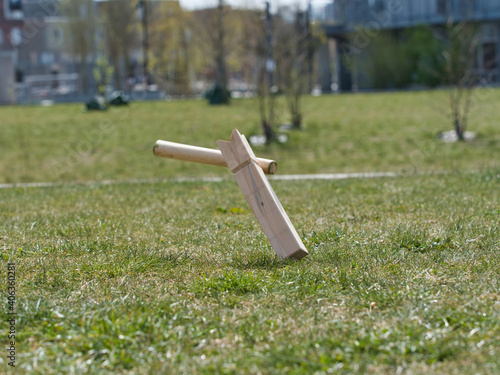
217, 129, 308, 260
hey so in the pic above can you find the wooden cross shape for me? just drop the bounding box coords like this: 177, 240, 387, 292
154, 129, 308, 260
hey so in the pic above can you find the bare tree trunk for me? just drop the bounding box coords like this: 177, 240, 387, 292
216, 0, 227, 89
62, 0, 96, 96
443, 15, 479, 141
257, 65, 276, 143
454, 118, 464, 140
213, 0, 229, 104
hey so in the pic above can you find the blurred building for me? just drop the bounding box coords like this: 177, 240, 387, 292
0, 0, 24, 103
0, 0, 84, 103
18, 0, 82, 101
0, 0, 166, 104
314, 0, 500, 91
17, 0, 65, 75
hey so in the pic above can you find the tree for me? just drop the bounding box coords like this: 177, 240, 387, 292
98, 0, 137, 91
214, 0, 228, 101
93, 53, 114, 96
148, 1, 192, 96
61, 0, 97, 95
408, 1, 484, 141
189, 1, 234, 103
358, 30, 414, 89
405, 25, 445, 88
440, 20, 480, 141
251, 3, 321, 140
275, 5, 321, 129
358, 19, 481, 141
256, 1, 277, 142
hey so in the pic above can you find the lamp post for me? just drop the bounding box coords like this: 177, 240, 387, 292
264, 0, 274, 89
215, 0, 227, 91
139, 0, 149, 86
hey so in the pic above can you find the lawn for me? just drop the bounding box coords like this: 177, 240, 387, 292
0, 89, 499, 183
0, 91, 499, 374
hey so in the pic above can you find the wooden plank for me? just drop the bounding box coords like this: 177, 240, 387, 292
154, 140, 278, 174
217, 129, 308, 260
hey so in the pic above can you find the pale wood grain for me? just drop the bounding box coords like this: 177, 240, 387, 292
217, 130, 308, 260
154, 140, 277, 174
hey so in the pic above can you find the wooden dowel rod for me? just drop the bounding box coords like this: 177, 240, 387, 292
153, 140, 277, 175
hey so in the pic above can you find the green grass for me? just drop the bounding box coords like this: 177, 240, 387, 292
0, 91, 499, 373
0, 89, 499, 183
1, 174, 499, 374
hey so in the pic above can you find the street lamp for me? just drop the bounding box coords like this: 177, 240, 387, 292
138, 0, 149, 85
264, 0, 274, 89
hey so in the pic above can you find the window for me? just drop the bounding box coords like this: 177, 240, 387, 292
5, 0, 23, 20
458, 0, 477, 16
437, 0, 448, 15
483, 42, 498, 70
353, 0, 367, 23
482, 24, 496, 41
40, 52, 55, 66
9, 0, 22, 11
373, 0, 384, 13
9, 27, 22, 46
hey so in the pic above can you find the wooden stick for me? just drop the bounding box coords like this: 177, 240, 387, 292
217, 130, 308, 260
153, 140, 277, 175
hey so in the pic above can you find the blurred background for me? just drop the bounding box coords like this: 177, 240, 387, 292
0, 0, 498, 106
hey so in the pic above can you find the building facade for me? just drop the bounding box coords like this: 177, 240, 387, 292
0, 0, 24, 103
0, 0, 85, 103
315, 0, 500, 91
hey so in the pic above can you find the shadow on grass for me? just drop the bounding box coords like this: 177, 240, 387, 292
230, 248, 302, 271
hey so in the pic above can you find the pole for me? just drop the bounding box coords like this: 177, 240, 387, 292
307, 0, 313, 93
216, 0, 227, 90
265, 1, 274, 88
140, 0, 149, 85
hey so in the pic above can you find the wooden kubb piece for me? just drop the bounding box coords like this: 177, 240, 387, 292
217, 130, 308, 260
